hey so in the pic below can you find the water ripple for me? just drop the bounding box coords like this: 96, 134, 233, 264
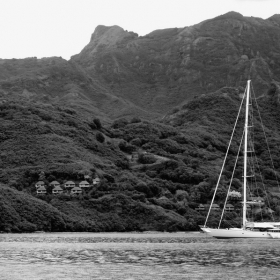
1, 233, 280, 279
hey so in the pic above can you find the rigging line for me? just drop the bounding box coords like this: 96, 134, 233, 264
253, 152, 275, 221
204, 85, 247, 227
251, 84, 280, 191
218, 129, 244, 229
252, 163, 264, 222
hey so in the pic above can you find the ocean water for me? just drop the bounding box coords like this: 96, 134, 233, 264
0, 232, 280, 279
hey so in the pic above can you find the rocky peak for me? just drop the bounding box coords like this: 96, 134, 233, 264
72, 25, 138, 63
90, 25, 126, 43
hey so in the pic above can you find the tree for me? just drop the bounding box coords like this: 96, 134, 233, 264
96, 132, 105, 143
93, 118, 102, 129
138, 153, 156, 164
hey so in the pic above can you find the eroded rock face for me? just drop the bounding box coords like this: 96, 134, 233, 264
1, 12, 280, 118
71, 12, 280, 114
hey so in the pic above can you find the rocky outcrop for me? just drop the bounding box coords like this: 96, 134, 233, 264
70, 12, 280, 115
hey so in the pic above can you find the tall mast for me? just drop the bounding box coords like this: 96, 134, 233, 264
243, 80, 251, 229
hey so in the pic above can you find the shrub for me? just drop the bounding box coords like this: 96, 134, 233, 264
130, 138, 142, 147
138, 153, 157, 164
89, 122, 97, 129
135, 182, 152, 197
96, 132, 105, 143
112, 118, 129, 129
118, 140, 136, 153
93, 118, 102, 129
130, 117, 141, 123
103, 173, 115, 183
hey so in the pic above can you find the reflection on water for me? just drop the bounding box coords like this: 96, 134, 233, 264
1, 232, 280, 279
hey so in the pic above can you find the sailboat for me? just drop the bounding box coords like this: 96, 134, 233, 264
200, 80, 280, 238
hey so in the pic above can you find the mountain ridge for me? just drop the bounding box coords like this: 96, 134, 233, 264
1, 11, 280, 232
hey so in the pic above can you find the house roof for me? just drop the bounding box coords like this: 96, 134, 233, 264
204, 204, 220, 208
36, 181, 45, 185
50, 181, 60, 185
37, 186, 46, 191
226, 204, 234, 208
212, 204, 220, 208
65, 181, 75, 185
79, 181, 89, 185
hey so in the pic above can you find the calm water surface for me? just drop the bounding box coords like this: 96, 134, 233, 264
1, 232, 280, 279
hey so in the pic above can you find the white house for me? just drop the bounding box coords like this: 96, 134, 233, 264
36, 186, 47, 195
52, 185, 63, 195
50, 181, 60, 188
79, 180, 90, 188
64, 181, 75, 188
225, 204, 235, 212
70, 186, 82, 195
35, 181, 45, 189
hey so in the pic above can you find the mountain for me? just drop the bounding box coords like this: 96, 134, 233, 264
71, 12, 280, 115
1, 12, 280, 232
0, 57, 158, 120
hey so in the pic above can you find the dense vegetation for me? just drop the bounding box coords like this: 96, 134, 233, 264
1, 12, 280, 232
1, 84, 280, 232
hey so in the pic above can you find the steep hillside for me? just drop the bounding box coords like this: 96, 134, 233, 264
1, 12, 280, 232
1, 82, 280, 232
71, 12, 280, 114
0, 57, 158, 120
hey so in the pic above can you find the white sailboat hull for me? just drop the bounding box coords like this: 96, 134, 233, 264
267, 232, 280, 239
201, 227, 270, 239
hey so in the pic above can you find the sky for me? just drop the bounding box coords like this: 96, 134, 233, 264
0, 0, 278, 60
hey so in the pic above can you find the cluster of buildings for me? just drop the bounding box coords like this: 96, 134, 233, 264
195, 197, 274, 214
195, 203, 235, 212
35, 178, 100, 196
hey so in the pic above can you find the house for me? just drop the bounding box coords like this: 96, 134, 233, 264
52, 185, 63, 195
225, 204, 235, 212
247, 196, 265, 206
195, 204, 205, 212
254, 207, 275, 215
36, 186, 47, 195
205, 204, 220, 211
70, 186, 82, 195
35, 181, 45, 189
50, 181, 60, 188
79, 180, 90, 188
93, 177, 101, 185
64, 181, 75, 188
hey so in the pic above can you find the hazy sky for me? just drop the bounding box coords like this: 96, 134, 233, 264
0, 0, 278, 60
